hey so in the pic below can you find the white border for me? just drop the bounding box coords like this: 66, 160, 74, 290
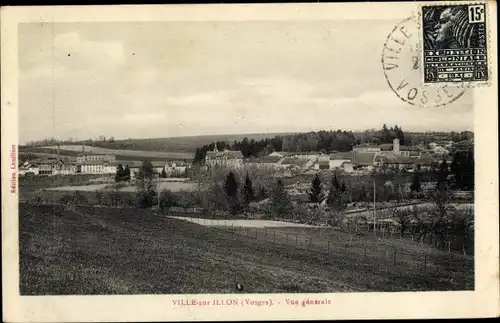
2, 3, 499, 321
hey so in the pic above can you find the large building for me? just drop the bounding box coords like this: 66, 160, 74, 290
205, 146, 244, 168
353, 138, 422, 158
76, 152, 116, 163
79, 159, 117, 174
36, 157, 78, 175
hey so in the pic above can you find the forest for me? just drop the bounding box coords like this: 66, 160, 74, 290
192, 125, 474, 164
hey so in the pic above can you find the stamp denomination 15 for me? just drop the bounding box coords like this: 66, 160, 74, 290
382, 16, 466, 108
421, 3, 489, 84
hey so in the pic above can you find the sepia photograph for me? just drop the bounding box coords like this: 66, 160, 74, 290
2, 2, 498, 322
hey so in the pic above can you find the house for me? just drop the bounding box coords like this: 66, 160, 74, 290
352, 144, 381, 153
288, 152, 322, 162
354, 139, 421, 158
19, 161, 39, 175
351, 152, 377, 170
205, 146, 244, 169
55, 163, 78, 175
279, 158, 314, 170
80, 160, 108, 174
165, 160, 188, 176
329, 151, 352, 169
245, 156, 283, 169
37, 157, 76, 175
314, 161, 330, 170
375, 155, 437, 172
317, 153, 330, 162
151, 161, 168, 174
76, 152, 116, 163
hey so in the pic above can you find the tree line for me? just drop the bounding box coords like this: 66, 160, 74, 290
192, 124, 475, 165
192, 125, 411, 164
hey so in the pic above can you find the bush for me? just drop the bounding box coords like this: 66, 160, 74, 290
60, 194, 74, 204
159, 190, 178, 209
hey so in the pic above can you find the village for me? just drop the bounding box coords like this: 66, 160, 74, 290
19, 137, 468, 179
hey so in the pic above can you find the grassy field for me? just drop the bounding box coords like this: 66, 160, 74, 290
19, 204, 474, 295
20, 146, 194, 161
19, 174, 106, 193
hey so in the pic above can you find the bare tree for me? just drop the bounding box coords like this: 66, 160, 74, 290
391, 201, 412, 238
430, 187, 452, 248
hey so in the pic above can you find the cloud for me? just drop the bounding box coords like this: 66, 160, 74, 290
21, 31, 125, 80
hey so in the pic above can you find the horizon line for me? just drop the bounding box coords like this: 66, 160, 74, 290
20, 126, 474, 146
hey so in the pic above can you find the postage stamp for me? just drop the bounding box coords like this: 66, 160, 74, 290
421, 3, 489, 84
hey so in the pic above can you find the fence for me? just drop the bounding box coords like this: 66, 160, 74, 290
21, 201, 474, 288
202, 216, 473, 286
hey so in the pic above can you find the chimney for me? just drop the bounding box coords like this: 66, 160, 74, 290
393, 138, 400, 155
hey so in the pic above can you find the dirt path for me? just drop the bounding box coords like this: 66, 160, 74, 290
167, 216, 321, 228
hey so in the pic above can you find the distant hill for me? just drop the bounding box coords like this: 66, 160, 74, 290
27, 132, 296, 154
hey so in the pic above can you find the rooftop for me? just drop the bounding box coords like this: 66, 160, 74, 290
330, 152, 352, 160
281, 158, 311, 167
206, 150, 244, 159
351, 152, 376, 166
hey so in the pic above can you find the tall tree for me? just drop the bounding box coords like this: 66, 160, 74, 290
115, 164, 124, 182
410, 171, 422, 193
308, 174, 325, 204
242, 173, 254, 206
436, 158, 449, 191
138, 159, 154, 180
224, 171, 240, 215
450, 148, 474, 190
123, 165, 131, 181
270, 179, 292, 217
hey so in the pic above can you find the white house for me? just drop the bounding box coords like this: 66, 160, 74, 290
165, 160, 188, 176
19, 162, 40, 175
329, 152, 352, 169
205, 146, 244, 169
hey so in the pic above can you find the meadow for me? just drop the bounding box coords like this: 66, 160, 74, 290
19, 203, 474, 294
20, 145, 194, 161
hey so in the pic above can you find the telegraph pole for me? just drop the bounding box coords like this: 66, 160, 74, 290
157, 185, 160, 211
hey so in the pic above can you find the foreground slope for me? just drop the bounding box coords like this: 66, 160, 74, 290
19, 204, 473, 294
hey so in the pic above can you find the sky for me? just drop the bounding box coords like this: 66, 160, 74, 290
18, 20, 473, 144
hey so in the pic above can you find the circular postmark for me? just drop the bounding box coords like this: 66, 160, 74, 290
382, 16, 466, 108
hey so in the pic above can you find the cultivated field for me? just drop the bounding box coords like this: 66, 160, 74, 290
40, 145, 194, 160
19, 203, 474, 294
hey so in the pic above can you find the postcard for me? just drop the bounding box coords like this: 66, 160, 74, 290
1, 2, 498, 321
